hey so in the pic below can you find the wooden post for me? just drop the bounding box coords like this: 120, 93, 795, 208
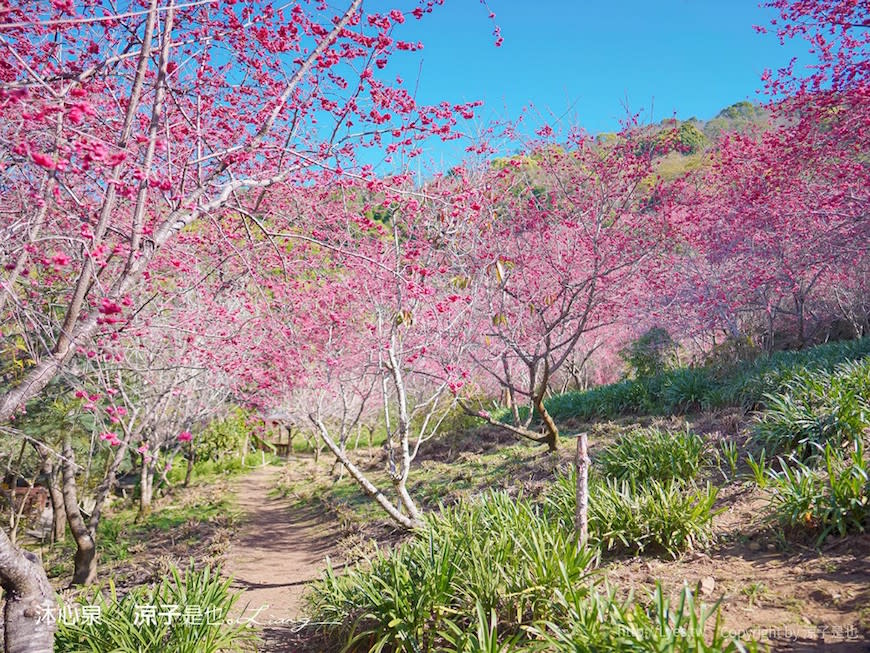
575, 431, 589, 549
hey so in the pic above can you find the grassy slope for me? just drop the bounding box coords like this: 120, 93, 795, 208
284, 339, 870, 650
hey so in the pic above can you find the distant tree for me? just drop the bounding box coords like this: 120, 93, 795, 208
619, 327, 677, 379
678, 122, 708, 154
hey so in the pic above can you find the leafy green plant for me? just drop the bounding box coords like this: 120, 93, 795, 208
547, 471, 719, 558
597, 427, 708, 485
767, 442, 870, 544
663, 368, 717, 413
194, 408, 252, 462
508, 337, 870, 424
741, 582, 767, 607
307, 490, 597, 652
718, 439, 739, 480
746, 449, 769, 489
438, 603, 521, 653
526, 582, 755, 652
753, 358, 870, 460
619, 327, 678, 379
56, 564, 256, 653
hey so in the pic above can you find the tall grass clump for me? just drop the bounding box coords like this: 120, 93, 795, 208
727, 337, 870, 409
308, 486, 742, 652
662, 367, 718, 413
307, 490, 597, 652
596, 426, 708, 485
753, 358, 870, 460
767, 442, 870, 545
56, 564, 255, 653
546, 471, 719, 558
527, 582, 756, 653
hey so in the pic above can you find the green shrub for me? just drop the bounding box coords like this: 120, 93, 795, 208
438, 602, 521, 653
663, 368, 717, 413
768, 443, 870, 544
195, 408, 252, 462
620, 327, 678, 379
596, 427, 708, 485
546, 472, 719, 558
307, 490, 597, 652
591, 479, 718, 557
753, 358, 870, 460
527, 582, 755, 652
746, 449, 769, 489
309, 481, 729, 650
56, 564, 255, 653
513, 337, 870, 427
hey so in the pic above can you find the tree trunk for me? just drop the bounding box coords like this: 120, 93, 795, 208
184, 443, 195, 488
60, 436, 97, 586
312, 417, 419, 529
575, 432, 590, 549
794, 292, 806, 348
0, 528, 55, 653
138, 457, 153, 518
533, 393, 559, 452
87, 438, 129, 539
43, 460, 65, 544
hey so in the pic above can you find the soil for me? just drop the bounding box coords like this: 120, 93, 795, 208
223, 464, 343, 651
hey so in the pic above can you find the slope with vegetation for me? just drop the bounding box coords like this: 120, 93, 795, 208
284, 337, 870, 652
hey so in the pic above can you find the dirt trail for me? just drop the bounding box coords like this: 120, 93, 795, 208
223, 464, 341, 651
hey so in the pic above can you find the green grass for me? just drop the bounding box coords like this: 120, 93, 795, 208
595, 426, 709, 485
525, 582, 757, 653
767, 442, 870, 545
56, 564, 256, 653
308, 490, 598, 652
277, 443, 544, 528
494, 337, 870, 427
752, 357, 870, 460
164, 451, 282, 487
308, 488, 746, 652
91, 495, 238, 568
546, 470, 719, 558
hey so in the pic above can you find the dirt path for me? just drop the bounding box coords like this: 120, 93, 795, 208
223, 464, 341, 651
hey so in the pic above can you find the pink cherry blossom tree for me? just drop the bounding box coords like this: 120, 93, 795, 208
0, 1, 483, 646
454, 129, 673, 451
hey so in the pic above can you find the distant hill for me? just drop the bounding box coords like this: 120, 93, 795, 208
694, 100, 771, 138
650, 100, 773, 180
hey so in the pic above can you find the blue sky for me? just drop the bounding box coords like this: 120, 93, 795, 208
366, 1, 811, 167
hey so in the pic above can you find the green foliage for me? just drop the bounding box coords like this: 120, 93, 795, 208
724, 338, 870, 410
526, 582, 755, 653
194, 408, 252, 462
703, 101, 769, 138
596, 427, 708, 485
718, 439, 739, 480
56, 564, 255, 653
767, 443, 870, 545
308, 484, 731, 650
505, 337, 870, 427
662, 368, 718, 413
619, 327, 677, 379
308, 490, 598, 652
678, 122, 708, 154
547, 472, 719, 558
438, 602, 521, 653
753, 358, 870, 460
746, 449, 769, 489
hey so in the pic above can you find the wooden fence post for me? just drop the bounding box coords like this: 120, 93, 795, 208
575, 431, 589, 548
